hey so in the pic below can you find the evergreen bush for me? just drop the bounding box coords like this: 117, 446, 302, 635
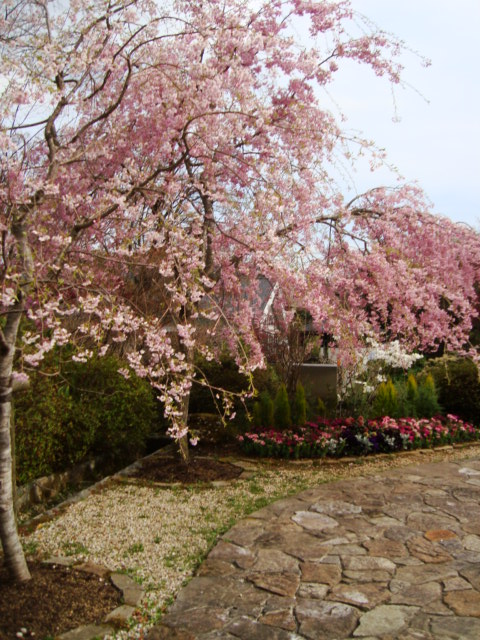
259, 390, 274, 428
416, 373, 441, 418
14, 352, 158, 484
252, 401, 263, 427
274, 384, 292, 430
293, 382, 307, 425
371, 378, 398, 418
424, 356, 480, 423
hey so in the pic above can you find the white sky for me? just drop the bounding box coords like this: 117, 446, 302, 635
327, 0, 480, 227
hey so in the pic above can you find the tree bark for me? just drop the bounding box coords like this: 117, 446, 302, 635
178, 392, 190, 464
0, 373, 30, 581
0, 217, 33, 581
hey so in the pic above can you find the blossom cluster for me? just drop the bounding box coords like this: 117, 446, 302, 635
238, 414, 479, 459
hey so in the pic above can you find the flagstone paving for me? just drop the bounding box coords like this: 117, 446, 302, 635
147, 457, 480, 639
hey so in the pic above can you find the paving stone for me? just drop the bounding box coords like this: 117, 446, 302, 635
209, 540, 255, 567
259, 528, 333, 562
459, 566, 480, 590
250, 549, 300, 574
389, 579, 441, 606
172, 576, 267, 613
310, 500, 362, 516
352, 604, 420, 636
395, 563, 458, 584
443, 576, 473, 591
223, 520, 266, 547
145, 456, 480, 640
363, 538, 408, 558
406, 536, 453, 563
259, 609, 297, 632
291, 510, 339, 532
196, 558, 237, 577
407, 511, 459, 532
424, 529, 457, 542
158, 607, 228, 634
343, 570, 394, 583
327, 583, 390, 610
147, 625, 196, 640
342, 556, 396, 573
295, 599, 359, 639
297, 582, 329, 599
463, 521, 480, 535
384, 526, 417, 542
367, 515, 401, 527
430, 615, 480, 639
463, 534, 480, 552
334, 543, 367, 556
300, 561, 342, 585
247, 572, 300, 597
225, 615, 298, 639
453, 486, 480, 501
444, 589, 480, 616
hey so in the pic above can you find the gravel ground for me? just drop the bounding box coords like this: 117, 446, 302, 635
22, 444, 480, 639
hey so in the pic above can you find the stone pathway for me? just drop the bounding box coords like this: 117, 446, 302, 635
148, 457, 480, 639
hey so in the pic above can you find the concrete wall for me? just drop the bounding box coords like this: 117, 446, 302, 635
298, 363, 337, 410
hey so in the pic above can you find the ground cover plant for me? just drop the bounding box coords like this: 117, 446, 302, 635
239, 414, 480, 459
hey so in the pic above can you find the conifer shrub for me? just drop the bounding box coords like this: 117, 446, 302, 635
259, 390, 274, 428
274, 383, 292, 430
252, 401, 263, 428
371, 378, 398, 418
416, 373, 442, 418
293, 382, 307, 426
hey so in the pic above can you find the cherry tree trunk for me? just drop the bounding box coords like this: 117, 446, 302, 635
0, 367, 30, 581
0, 218, 33, 581
178, 393, 190, 464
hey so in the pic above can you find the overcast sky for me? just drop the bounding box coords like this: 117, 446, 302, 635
326, 0, 480, 228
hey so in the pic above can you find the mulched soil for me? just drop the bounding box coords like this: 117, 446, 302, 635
129, 447, 244, 483
0, 561, 122, 640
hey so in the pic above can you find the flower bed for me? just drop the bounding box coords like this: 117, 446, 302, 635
238, 415, 480, 459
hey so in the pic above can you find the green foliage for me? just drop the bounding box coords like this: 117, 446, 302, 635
251, 401, 263, 427
416, 373, 441, 418
424, 355, 480, 423
273, 383, 292, 430
407, 373, 419, 406
14, 352, 158, 484
293, 382, 307, 425
371, 378, 398, 418
259, 391, 274, 428
316, 397, 327, 418
189, 353, 249, 415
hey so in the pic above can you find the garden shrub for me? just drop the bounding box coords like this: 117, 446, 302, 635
416, 373, 441, 418
14, 353, 158, 484
293, 381, 307, 426
259, 390, 274, 428
424, 355, 480, 424
406, 373, 419, 416
273, 383, 292, 430
189, 353, 250, 415
371, 378, 398, 418
252, 401, 263, 428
